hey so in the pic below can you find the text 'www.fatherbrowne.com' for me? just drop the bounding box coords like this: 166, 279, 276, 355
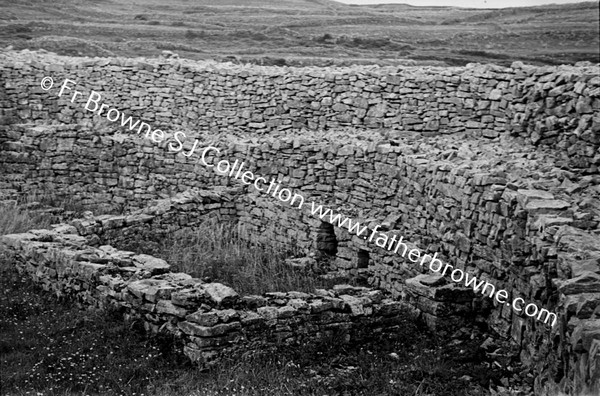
41, 76, 558, 328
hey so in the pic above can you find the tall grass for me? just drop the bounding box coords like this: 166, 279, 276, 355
1, 254, 487, 396
0, 203, 509, 396
0, 193, 329, 295
0, 191, 111, 237
0, 201, 53, 236
160, 218, 330, 295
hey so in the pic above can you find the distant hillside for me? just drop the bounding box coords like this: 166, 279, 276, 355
0, 0, 597, 66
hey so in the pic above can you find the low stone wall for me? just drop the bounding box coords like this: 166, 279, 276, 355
0, 223, 408, 368
71, 187, 241, 248
1, 185, 598, 394
1, 51, 599, 395
68, 188, 479, 335
2, 122, 600, 393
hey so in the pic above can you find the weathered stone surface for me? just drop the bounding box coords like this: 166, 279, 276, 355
2, 51, 599, 395
557, 272, 600, 295
156, 300, 188, 317
417, 274, 447, 287
339, 294, 366, 316
0, 233, 36, 248
277, 305, 297, 319
571, 319, 600, 353
405, 275, 474, 302
240, 311, 263, 325
186, 310, 219, 326
178, 321, 241, 337
203, 283, 239, 305
126, 279, 176, 302
215, 309, 240, 323
516, 189, 555, 206
288, 298, 309, 310
171, 288, 206, 307
132, 254, 171, 274
525, 199, 571, 212
256, 306, 279, 320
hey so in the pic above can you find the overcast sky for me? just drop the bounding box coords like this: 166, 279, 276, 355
335, 0, 593, 8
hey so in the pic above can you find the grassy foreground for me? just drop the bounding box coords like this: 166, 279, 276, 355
0, 202, 505, 396
0, 257, 496, 396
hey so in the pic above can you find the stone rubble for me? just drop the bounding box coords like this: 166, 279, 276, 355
0, 50, 599, 395
0, 219, 408, 368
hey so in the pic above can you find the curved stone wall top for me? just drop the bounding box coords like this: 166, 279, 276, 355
1, 51, 598, 170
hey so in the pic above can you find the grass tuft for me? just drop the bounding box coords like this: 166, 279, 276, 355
0, 201, 53, 236
159, 218, 333, 295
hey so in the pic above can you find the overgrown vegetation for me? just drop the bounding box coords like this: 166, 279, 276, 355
0, 252, 495, 396
0, 192, 90, 235
0, 203, 514, 396
138, 217, 336, 295
0, 200, 53, 236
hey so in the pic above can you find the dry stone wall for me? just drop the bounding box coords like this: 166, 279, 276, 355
71, 187, 240, 248
0, 207, 407, 369
0, 51, 598, 169
1, 51, 600, 395
536, 226, 600, 395
2, 186, 599, 395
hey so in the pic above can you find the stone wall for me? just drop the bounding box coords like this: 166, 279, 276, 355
535, 226, 600, 395
1, 51, 599, 394
72, 187, 241, 248
1, 124, 596, 326
2, 187, 598, 394
0, 214, 408, 369
0, 51, 598, 168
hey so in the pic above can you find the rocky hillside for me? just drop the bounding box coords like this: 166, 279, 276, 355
0, 0, 598, 66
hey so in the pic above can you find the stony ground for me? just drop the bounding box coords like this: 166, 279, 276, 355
0, 0, 598, 67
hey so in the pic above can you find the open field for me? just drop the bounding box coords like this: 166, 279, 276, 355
0, 0, 598, 66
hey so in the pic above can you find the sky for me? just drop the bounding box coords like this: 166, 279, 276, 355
334, 0, 594, 8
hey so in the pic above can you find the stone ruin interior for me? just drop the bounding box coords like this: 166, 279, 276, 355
0, 50, 599, 395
